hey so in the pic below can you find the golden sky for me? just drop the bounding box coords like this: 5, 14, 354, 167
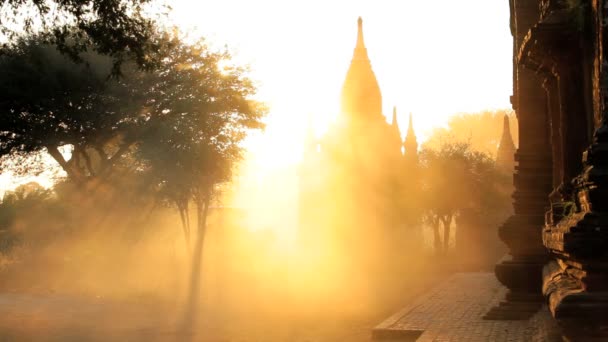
1, 1, 512, 237
164, 0, 513, 239
169, 0, 513, 168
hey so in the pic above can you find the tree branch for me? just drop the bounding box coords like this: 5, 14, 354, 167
46, 145, 81, 182
94, 143, 108, 162
98, 140, 136, 179
80, 148, 96, 176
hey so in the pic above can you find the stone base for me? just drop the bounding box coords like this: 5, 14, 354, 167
494, 255, 546, 292
489, 255, 547, 320
543, 258, 608, 339
483, 291, 544, 320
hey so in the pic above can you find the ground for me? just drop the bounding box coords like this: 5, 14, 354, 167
373, 273, 562, 342
0, 273, 442, 342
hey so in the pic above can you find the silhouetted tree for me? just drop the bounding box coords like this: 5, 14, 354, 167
0, 182, 55, 256
1, 31, 263, 218
0, 0, 162, 73
420, 142, 503, 255
134, 37, 266, 333
0, 31, 266, 332
425, 110, 518, 158
0, 35, 153, 186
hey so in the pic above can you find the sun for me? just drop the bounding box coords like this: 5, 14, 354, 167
160, 0, 512, 238
167, 0, 512, 156
0, 1, 513, 240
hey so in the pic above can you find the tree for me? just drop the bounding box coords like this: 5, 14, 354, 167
0, 31, 266, 332
425, 110, 518, 158
0, 182, 55, 256
134, 38, 266, 332
419, 142, 504, 255
0, 0, 162, 73
0, 35, 151, 186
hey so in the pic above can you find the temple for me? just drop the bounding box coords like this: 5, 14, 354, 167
298, 17, 420, 266
489, 0, 608, 339
496, 114, 516, 172
299, 5, 608, 341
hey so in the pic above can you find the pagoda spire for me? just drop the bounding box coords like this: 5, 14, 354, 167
404, 113, 418, 159
496, 114, 516, 171
340, 17, 382, 120
391, 106, 403, 154
355, 17, 367, 59
391, 106, 400, 132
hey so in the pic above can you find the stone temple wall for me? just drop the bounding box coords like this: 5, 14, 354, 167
495, 0, 608, 339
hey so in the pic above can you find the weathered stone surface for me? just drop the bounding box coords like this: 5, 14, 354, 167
493, 1, 552, 307
510, 0, 608, 339
373, 273, 561, 341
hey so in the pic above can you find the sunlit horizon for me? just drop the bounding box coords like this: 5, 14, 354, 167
167, 0, 512, 168
0, 1, 513, 243
161, 0, 513, 241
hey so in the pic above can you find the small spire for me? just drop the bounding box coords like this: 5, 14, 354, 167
391, 106, 402, 154
502, 114, 511, 138
353, 16, 368, 60
497, 114, 516, 170
391, 106, 401, 139
498, 114, 515, 148
404, 113, 418, 159
357, 17, 364, 48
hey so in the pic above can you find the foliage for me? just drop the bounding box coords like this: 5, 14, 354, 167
136, 37, 266, 243
0, 35, 148, 184
0, 0, 163, 73
0, 32, 265, 197
425, 109, 517, 158
0, 29, 266, 328
0, 182, 54, 255
419, 141, 509, 254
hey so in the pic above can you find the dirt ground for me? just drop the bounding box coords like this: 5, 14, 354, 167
0, 273, 442, 342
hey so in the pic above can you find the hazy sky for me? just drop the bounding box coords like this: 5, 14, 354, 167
163, 0, 513, 237
1, 1, 512, 207
169, 0, 513, 167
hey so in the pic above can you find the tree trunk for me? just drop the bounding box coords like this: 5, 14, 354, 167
182, 196, 210, 339
177, 203, 191, 254
441, 215, 452, 255
432, 221, 441, 255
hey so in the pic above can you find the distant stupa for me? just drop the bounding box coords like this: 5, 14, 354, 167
298, 17, 420, 251
340, 17, 383, 121
404, 113, 418, 162
496, 114, 516, 172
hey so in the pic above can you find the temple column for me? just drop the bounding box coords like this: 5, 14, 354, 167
543, 75, 563, 205
541, 1, 608, 339
555, 54, 589, 191
494, 67, 552, 296
486, 0, 554, 320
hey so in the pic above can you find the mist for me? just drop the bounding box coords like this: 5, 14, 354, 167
0, 6, 513, 341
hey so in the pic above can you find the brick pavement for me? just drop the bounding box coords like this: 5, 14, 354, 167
373, 273, 561, 341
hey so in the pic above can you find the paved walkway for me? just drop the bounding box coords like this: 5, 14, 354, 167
373, 273, 561, 341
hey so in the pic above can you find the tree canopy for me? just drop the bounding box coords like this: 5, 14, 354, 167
0, 36, 147, 184
419, 141, 509, 254
0, 34, 265, 192
0, 0, 162, 73
136, 38, 266, 243
425, 110, 518, 158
